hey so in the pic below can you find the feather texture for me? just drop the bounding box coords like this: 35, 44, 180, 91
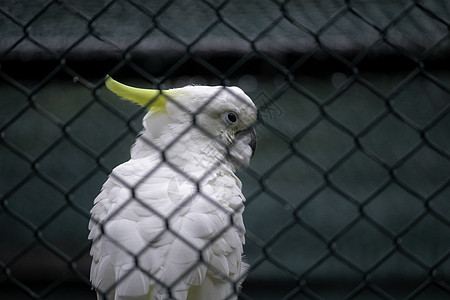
89, 82, 256, 300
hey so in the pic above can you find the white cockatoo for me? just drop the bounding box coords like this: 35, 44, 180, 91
88, 76, 257, 300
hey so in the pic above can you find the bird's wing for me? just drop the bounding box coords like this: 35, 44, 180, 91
89, 154, 170, 298
89, 156, 246, 299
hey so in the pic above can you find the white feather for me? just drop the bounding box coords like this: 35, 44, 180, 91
89, 84, 256, 300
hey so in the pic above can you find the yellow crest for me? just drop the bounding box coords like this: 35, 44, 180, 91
105, 76, 177, 114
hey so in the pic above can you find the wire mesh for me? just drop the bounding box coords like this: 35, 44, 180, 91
1, 0, 450, 299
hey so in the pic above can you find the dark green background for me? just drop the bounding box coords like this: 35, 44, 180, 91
1, 0, 450, 299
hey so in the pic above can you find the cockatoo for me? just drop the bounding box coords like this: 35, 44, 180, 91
88, 76, 257, 300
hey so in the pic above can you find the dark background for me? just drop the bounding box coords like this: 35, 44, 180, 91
1, 0, 450, 299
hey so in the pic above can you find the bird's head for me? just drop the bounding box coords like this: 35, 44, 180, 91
105, 76, 257, 170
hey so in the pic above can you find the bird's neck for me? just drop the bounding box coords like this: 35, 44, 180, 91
131, 125, 235, 175
166, 130, 232, 172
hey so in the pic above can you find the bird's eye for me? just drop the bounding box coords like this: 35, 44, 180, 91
225, 112, 238, 124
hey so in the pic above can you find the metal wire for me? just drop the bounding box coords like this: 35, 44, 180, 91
1, 0, 450, 299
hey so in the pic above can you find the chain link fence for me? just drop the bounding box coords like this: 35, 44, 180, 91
1, 0, 450, 299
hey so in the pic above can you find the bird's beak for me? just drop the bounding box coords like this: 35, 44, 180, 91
236, 126, 257, 157
105, 76, 180, 114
